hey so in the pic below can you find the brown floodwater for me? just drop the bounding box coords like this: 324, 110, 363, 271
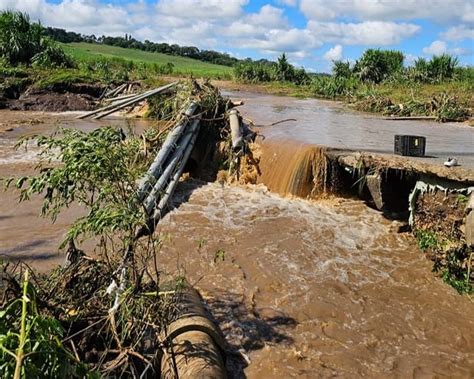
1, 105, 474, 378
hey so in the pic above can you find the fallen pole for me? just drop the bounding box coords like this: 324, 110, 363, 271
136, 101, 198, 202
107, 93, 138, 103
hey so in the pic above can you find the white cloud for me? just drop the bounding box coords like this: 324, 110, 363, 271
277, 0, 297, 6
422, 40, 447, 55
237, 28, 321, 53
300, 0, 474, 23
422, 40, 472, 56
440, 25, 474, 41
156, 0, 247, 20
323, 44, 343, 61
308, 21, 420, 46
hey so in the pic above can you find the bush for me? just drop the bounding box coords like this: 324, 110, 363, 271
427, 54, 459, 82
332, 60, 352, 79
234, 53, 309, 85
0, 11, 43, 65
31, 39, 76, 68
311, 75, 360, 98
234, 61, 273, 82
353, 49, 404, 83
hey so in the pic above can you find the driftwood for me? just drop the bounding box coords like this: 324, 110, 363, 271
93, 82, 178, 120
150, 118, 201, 223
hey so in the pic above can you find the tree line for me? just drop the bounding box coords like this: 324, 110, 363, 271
43, 27, 244, 67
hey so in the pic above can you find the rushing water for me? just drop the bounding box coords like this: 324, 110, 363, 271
1, 105, 474, 378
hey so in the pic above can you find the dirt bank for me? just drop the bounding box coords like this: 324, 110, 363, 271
0, 82, 105, 112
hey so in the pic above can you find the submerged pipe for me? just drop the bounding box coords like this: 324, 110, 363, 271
137, 101, 198, 202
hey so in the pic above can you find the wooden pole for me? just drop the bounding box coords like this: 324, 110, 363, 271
229, 109, 243, 150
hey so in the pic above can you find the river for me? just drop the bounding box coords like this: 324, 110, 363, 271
0, 94, 473, 378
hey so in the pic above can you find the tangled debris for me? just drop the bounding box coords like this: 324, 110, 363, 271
354, 92, 471, 122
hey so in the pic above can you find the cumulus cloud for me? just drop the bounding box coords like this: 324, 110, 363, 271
300, 0, 474, 23
323, 44, 343, 61
237, 28, 321, 53
156, 0, 247, 20
422, 40, 447, 55
0, 0, 131, 35
308, 21, 420, 46
440, 25, 474, 41
0, 0, 470, 69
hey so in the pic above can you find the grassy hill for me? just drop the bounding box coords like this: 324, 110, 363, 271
62, 42, 232, 78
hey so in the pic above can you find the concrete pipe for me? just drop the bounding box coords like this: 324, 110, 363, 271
161, 286, 227, 379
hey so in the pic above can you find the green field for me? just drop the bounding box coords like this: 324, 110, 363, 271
62, 42, 231, 78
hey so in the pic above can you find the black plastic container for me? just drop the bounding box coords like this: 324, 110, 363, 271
394, 135, 426, 157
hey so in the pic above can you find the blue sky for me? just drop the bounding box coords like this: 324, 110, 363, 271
1, 0, 473, 72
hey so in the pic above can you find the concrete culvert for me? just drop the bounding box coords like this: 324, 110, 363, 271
161, 286, 227, 379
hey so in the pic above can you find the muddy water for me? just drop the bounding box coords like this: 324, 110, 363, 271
228, 91, 474, 169
1, 108, 474, 378
158, 182, 474, 378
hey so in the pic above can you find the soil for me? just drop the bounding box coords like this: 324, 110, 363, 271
0, 82, 105, 112
414, 190, 466, 241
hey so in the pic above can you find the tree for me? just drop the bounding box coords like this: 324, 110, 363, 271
275, 53, 294, 81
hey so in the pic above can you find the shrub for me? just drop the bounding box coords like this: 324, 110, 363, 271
427, 54, 459, 82
332, 60, 352, 79
31, 39, 75, 68
311, 75, 360, 98
234, 61, 273, 82
353, 49, 404, 83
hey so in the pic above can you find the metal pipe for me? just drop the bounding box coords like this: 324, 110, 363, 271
142, 118, 200, 214
136, 101, 198, 202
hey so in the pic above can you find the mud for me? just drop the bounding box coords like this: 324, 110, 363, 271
1, 82, 104, 112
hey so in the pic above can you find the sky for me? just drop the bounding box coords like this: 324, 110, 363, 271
1, 0, 473, 72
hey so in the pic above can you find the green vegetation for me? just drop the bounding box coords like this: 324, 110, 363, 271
234, 53, 309, 85
0, 11, 74, 68
63, 42, 232, 79
44, 26, 240, 67
0, 11, 472, 122
232, 48, 472, 122
0, 270, 91, 378
1, 80, 233, 376
414, 229, 473, 295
